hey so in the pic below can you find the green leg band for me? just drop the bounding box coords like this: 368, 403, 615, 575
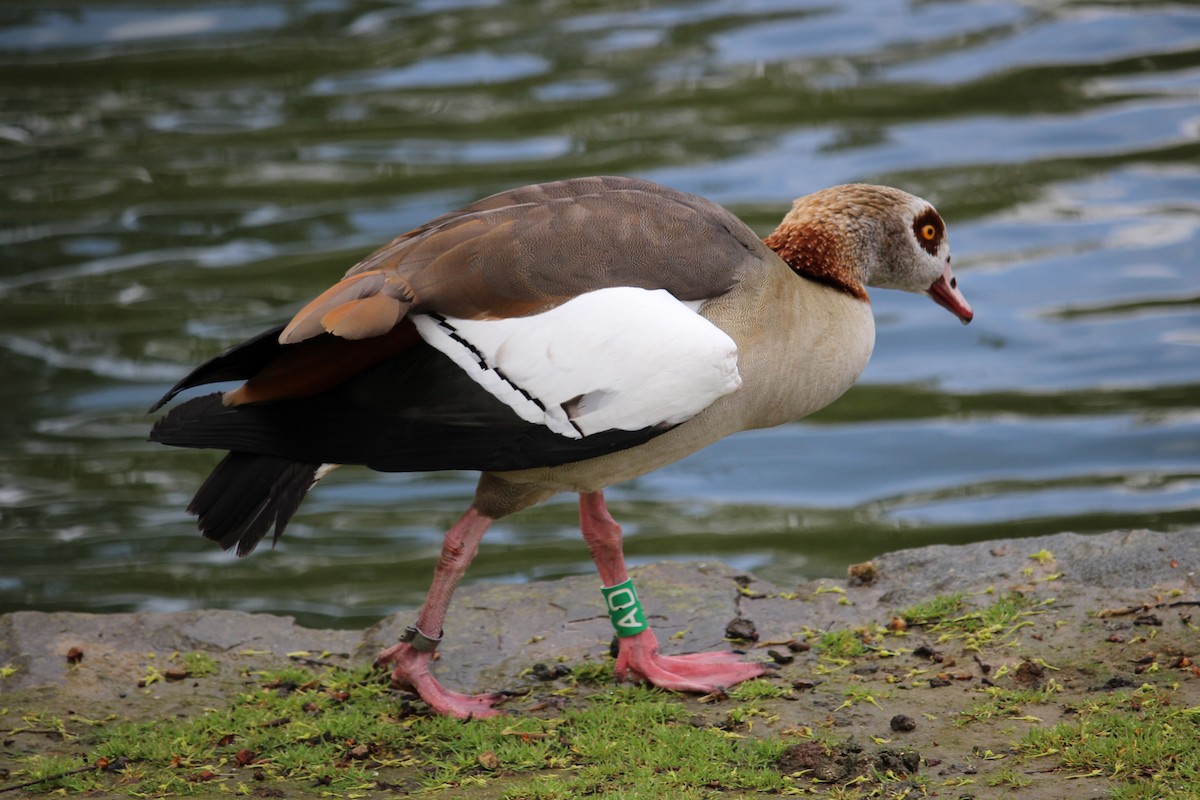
601, 578, 649, 637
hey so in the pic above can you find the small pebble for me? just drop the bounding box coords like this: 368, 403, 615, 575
913, 644, 942, 662
530, 662, 571, 681
724, 617, 758, 642
767, 649, 794, 665
890, 714, 917, 732
847, 561, 878, 586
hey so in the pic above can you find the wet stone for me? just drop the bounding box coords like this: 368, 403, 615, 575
766, 649, 794, 665
530, 662, 571, 681
724, 617, 758, 642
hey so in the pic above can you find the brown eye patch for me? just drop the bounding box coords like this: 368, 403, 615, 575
912, 208, 944, 256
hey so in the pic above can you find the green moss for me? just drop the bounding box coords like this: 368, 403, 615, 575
1020, 684, 1200, 798
567, 659, 613, 686
176, 651, 219, 677
984, 768, 1033, 788
7, 755, 102, 793
897, 592, 968, 626
898, 591, 1046, 650
815, 628, 869, 662
10, 664, 796, 797
958, 682, 1062, 725
727, 678, 789, 702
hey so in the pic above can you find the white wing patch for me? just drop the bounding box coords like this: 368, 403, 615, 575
411, 287, 742, 439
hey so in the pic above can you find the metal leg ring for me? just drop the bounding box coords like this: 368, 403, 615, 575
399, 625, 443, 653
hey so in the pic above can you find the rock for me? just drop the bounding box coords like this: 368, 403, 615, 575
0, 609, 360, 698
871, 530, 1199, 607
724, 617, 759, 642
363, 560, 753, 692
1, 530, 1195, 704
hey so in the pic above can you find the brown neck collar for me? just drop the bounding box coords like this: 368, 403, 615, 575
763, 222, 869, 302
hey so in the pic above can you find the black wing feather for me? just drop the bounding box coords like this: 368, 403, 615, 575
151, 341, 667, 474
149, 324, 288, 412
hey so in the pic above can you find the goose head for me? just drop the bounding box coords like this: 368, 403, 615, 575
766, 184, 974, 324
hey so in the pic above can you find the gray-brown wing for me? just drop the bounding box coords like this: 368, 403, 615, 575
279, 176, 769, 343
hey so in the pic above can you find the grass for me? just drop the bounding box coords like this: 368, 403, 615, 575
897, 590, 1047, 650
957, 682, 1062, 725
905, 589, 1200, 798
727, 679, 790, 702
895, 593, 968, 627
1021, 684, 1200, 799
7, 663, 795, 797
813, 628, 869, 665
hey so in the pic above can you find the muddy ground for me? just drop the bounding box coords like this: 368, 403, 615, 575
1, 529, 1197, 798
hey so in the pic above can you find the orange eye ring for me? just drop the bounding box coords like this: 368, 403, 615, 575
921, 224, 938, 241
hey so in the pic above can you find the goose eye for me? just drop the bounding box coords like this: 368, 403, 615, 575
921, 224, 937, 241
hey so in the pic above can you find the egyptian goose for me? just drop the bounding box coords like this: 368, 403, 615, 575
151, 176, 972, 717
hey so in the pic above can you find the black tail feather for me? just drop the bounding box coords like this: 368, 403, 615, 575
187, 451, 319, 557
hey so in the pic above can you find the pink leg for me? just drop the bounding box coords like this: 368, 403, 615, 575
374, 507, 509, 718
578, 491, 766, 692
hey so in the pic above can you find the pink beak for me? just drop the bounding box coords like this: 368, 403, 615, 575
928, 262, 973, 324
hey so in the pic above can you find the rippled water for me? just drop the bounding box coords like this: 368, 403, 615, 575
2, 0, 1198, 628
